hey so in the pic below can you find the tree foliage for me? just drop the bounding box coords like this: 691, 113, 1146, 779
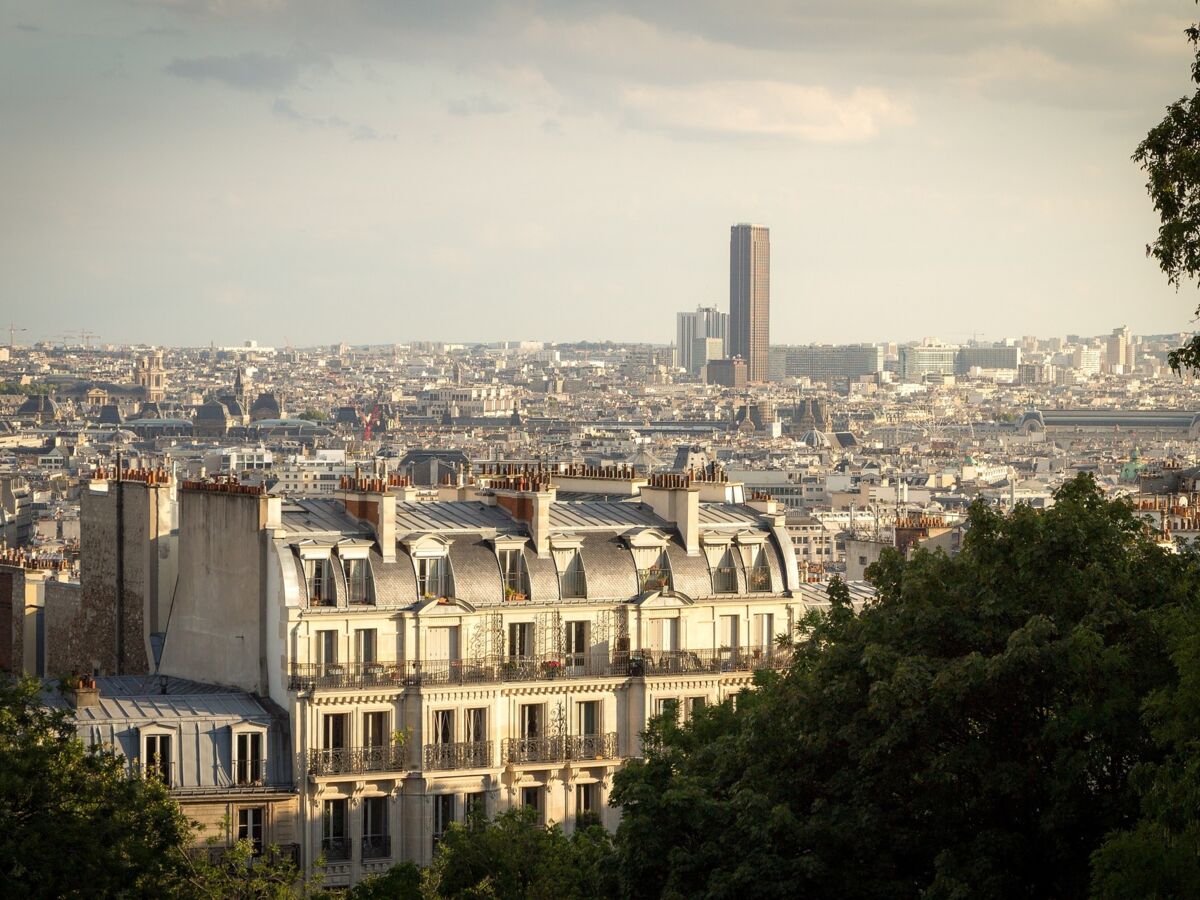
0, 676, 192, 898
611, 476, 1200, 899
423, 806, 617, 900
1135, 14, 1200, 372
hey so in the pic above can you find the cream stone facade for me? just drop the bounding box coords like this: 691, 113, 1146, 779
151, 466, 835, 889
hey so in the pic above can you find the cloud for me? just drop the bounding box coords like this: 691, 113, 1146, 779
167, 49, 326, 92
446, 94, 511, 116
14, 23, 40, 33
271, 97, 390, 141
621, 81, 914, 142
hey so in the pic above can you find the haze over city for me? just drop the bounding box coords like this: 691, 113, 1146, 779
3, 0, 1198, 346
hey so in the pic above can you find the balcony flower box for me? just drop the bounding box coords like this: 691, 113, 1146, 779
540, 660, 562, 679
504, 588, 527, 602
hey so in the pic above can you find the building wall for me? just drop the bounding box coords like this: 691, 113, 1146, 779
159, 489, 275, 692
729, 224, 770, 382
44, 580, 82, 675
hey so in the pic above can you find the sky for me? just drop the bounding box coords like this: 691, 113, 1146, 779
2, 0, 1199, 348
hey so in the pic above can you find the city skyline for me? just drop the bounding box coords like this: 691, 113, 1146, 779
2, 2, 1199, 347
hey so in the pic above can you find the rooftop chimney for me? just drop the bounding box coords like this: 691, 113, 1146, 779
640, 473, 700, 555
66, 676, 100, 709
338, 476, 396, 562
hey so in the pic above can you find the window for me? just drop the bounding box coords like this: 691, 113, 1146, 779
417, 556, 451, 599
237, 807, 264, 855
433, 794, 455, 851
577, 700, 599, 736
655, 697, 679, 719
323, 713, 348, 751
752, 613, 775, 652
520, 704, 542, 739
426, 625, 460, 662
355, 628, 377, 664
362, 796, 389, 859
144, 733, 172, 784
748, 548, 771, 592
305, 558, 333, 606
363, 711, 387, 748
858, 555, 868, 567
564, 621, 588, 667
685, 696, 707, 721
647, 618, 679, 653
466, 708, 487, 743
507, 622, 534, 660
318, 630, 338, 666
499, 549, 530, 601
322, 799, 350, 861
521, 786, 542, 823
719, 615, 740, 651
343, 557, 374, 605
712, 547, 738, 593
432, 709, 454, 745
558, 550, 587, 598
638, 549, 673, 593
576, 783, 599, 827
235, 731, 264, 785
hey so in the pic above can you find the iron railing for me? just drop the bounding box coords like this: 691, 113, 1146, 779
423, 740, 493, 770
289, 661, 403, 691
711, 566, 738, 593
234, 757, 266, 786
633, 647, 790, 676
747, 566, 772, 592
361, 835, 391, 860
502, 732, 618, 764
637, 566, 673, 593
321, 836, 351, 862
290, 647, 789, 692
308, 745, 406, 776
189, 842, 300, 867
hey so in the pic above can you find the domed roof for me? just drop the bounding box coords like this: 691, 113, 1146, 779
799, 429, 832, 449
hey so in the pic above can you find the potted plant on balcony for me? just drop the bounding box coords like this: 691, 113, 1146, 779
540, 659, 562, 679
504, 586, 526, 602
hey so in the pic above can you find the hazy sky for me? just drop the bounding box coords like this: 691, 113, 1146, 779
3, 1, 1199, 347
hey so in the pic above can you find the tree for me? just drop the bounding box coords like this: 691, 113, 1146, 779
422, 806, 617, 900
345, 861, 421, 900
1134, 13, 1200, 372
611, 476, 1200, 899
0, 676, 192, 898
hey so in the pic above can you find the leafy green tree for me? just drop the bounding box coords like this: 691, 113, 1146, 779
1134, 12, 1200, 372
423, 806, 616, 900
345, 860, 422, 900
612, 476, 1199, 899
0, 676, 192, 899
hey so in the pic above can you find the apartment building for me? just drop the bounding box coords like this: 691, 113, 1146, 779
148, 466, 812, 888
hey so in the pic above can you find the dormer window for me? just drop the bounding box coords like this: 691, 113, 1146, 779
747, 547, 771, 592
499, 549, 530, 602
417, 556, 452, 600
638, 549, 672, 594
558, 550, 587, 599
304, 558, 334, 607
343, 558, 375, 605
234, 728, 267, 786
143, 731, 173, 785
712, 547, 738, 594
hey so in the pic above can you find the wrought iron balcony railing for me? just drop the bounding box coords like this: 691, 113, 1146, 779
308, 745, 406, 776
423, 740, 493, 771
321, 836, 351, 862
234, 757, 266, 786
637, 566, 673, 594
711, 566, 739, 593
502, 732, 618, 765
361, 834, 391, 860
289, 647, 789, 692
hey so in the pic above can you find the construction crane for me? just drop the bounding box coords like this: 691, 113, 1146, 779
5, 323, 26, 348
57, 330, 100, 349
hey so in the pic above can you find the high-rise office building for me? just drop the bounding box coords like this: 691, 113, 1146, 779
676, 306, 728, 375
729, 224, 770, 382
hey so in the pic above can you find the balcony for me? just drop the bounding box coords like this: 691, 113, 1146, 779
563, 732, 619, 760
361, 835, 391, 860
308, 745, 406, 776
189, 843, 300, 867
321, 836, 351, 862
398, 653, 626, 687
234, 757, 267, 787
502, 733, 619, 765
423, 740, 493, 771
558, 569, 587, 599
711, 566, 738, 593
637, 566, 673, 594
288, 661, 403, 691
747, 566, 772, 592
632, 647, 790, 677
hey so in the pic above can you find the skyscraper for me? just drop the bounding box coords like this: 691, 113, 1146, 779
729, 223, 770, 382
675, 306, 728, 375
